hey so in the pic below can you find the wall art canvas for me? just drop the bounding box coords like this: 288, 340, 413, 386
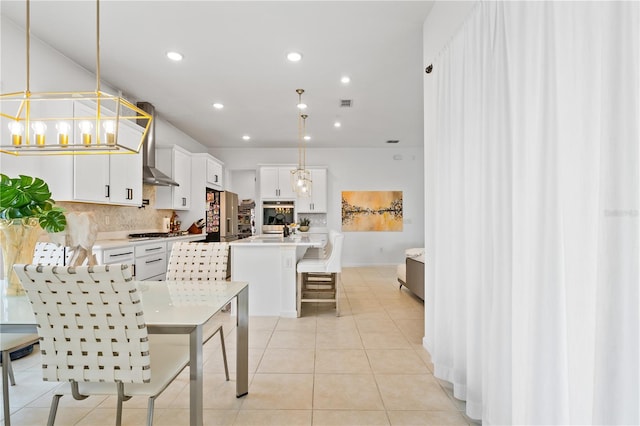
341, 191, 403, 232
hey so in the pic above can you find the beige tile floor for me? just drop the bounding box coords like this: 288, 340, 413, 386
1, 266, 477, 425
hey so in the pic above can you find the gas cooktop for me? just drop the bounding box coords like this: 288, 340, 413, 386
127, 232, 186, 239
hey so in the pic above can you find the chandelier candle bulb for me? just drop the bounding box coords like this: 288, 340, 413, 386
32, 121, 47, 145
56, 122, 70, 145
79, 121, 93, 145
103, 120, 116, 145
8, 122, 24, 146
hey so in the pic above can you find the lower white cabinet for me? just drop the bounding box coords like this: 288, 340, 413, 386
101, 246, 135, 266
134, 242, 167, 281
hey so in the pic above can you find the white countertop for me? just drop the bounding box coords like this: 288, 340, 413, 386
230, 234, 324, 247
92, 233, 207, 250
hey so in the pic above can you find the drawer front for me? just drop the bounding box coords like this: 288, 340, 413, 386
135, 252, 167, 281
135, 242, 166, 257
102, 247, 135, 265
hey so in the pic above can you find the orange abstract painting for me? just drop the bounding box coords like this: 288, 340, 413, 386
341, 191, 403, 232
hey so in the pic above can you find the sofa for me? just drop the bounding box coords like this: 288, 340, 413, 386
397, 248, 425, 300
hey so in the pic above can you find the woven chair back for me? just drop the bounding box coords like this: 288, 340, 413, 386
13, 264, 151, 385
166, 242, 229, 281
32, 242, 68, 266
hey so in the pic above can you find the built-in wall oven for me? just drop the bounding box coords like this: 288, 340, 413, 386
262, 201, 295, 234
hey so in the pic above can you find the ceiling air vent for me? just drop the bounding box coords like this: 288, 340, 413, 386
340, 99, 353, 108
386, 140, 399, 144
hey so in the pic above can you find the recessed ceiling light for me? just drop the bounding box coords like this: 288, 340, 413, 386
341, 76, 351, 84
334, 121, 341, 128
287, 51, 302, 62
242, 135, 251, 141
212, 103, 224, 109
297, 102, 307, 110
304, 135, 311, 141
166, 51, 183, 61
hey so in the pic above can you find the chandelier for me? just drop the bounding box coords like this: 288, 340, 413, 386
291, 89, 312, 197
0, 0, 152, 156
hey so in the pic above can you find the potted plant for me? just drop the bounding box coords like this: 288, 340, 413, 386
0, 174, 66, 294
298, 217, 311, 232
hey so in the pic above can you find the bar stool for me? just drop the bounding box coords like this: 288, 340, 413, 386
296, 232, 344, 317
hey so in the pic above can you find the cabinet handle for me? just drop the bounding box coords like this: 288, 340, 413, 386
145, 258, 163, 264
128, 188, 133, 200
182, 197, 187, 206
110, 251, 134, 257
105, 185, 110, 198
145, 247, 163, 252
214, 175, 218, 183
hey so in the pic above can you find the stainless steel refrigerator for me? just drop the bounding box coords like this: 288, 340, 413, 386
205, 190, 239, 242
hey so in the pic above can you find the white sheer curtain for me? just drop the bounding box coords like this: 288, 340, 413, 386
424, 2, 639, 424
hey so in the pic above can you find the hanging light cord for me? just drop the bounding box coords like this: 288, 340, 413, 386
25, 0, 30, 94
95, 0, 100, 93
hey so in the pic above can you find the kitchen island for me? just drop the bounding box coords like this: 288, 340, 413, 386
230, 234, 325, 317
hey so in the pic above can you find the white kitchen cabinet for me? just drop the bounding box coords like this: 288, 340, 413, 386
206, 157, 223, 189
134, 241, 167, 281
72, 103, 143, 206
296, 168, 327, 213
99, 246, 135, 266
259, 166, 296, 200
155, 146, 192, 210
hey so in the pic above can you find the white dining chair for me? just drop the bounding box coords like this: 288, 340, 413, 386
296, 232, 344, 317
166, 241, 230, 380
13, 263, 189, 426
0, 242, 72, 425
32, 242, 67, 266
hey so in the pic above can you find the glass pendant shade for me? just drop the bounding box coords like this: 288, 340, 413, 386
291, 168, 312, 197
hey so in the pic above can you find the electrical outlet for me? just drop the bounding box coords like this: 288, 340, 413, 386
105, 216, 110, 225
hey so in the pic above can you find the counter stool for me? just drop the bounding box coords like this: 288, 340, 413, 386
296, 232, 344, 317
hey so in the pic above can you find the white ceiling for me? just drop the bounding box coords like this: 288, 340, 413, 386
1, 1, 433, 149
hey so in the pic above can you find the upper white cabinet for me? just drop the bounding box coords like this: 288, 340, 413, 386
155, 146, 192, 210
73, 103, 143, 206
191, 153, 225, 223
206, 157, 223, 189
259, 166, 296, 200
296, 168, 327, 213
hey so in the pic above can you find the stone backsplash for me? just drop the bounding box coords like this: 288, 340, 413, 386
56, 185, 174, 233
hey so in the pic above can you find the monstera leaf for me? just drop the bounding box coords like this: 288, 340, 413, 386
0, 174, 66, 233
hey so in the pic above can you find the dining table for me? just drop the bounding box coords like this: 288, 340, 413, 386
0, 279, 249, 426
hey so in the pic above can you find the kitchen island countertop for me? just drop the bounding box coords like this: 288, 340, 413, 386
229, 234, 325, 247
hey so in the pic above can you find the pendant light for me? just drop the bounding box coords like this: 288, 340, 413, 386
291, 89, 312, 197
0, 0, 152, 156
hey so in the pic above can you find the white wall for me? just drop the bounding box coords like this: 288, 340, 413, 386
215, 146, 424, 266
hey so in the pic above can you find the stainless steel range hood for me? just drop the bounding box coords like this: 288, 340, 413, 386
137, 102, 179, 187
